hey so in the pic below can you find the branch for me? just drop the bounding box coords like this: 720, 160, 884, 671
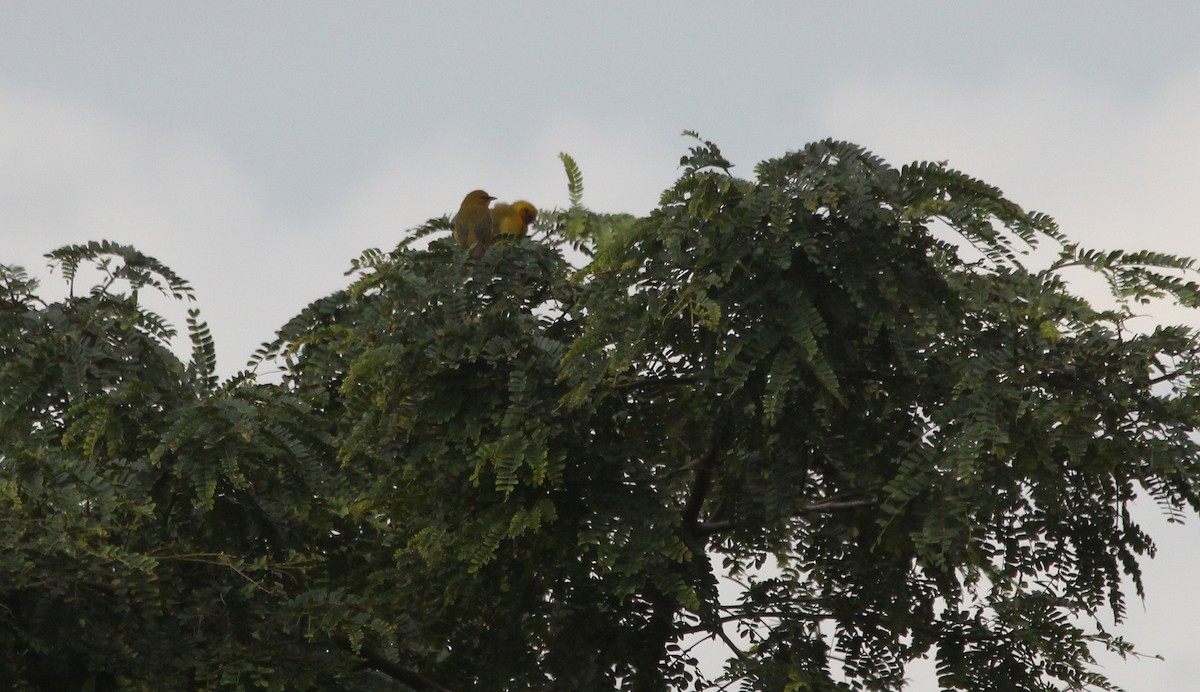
614, 374, 699, 391
676, 609, 832, 635
801, 496, 878, 513
693, 496, 879, 536
694, 520, 736, 535
333, 636, 451, 691
682, 418, 726, 528
651, 455, 705, 482
1147, 367, 1194, 386
713, 622, 753, 666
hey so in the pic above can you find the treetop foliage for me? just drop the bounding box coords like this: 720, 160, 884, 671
4, 136, 1200, 690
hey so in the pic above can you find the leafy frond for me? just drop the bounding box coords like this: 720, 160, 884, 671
186, 309, 219, 392
560, 152, 584, 208
0, 263, 40, 311
395, 215, 455, 251
680, 130, 734, 174
45, 240, 195, 301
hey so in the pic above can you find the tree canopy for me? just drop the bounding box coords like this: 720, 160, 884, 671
3, 137, 1200, 690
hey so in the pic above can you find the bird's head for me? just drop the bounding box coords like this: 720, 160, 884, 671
512, 201, 538, 224
463, 189, 496, 206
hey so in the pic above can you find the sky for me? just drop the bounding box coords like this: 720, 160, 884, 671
3, 2, 1200, 687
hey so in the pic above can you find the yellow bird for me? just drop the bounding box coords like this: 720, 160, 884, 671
453, 189, 496, 257
491, 201, 538, 238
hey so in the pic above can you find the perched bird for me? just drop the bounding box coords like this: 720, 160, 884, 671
453, 189, 496, 257
491, 201, 538, 239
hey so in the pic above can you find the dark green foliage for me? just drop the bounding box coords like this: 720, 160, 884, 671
0, 245, 383, 689
4, 139, 1200, 689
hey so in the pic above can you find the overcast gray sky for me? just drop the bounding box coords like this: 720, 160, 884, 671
4, 3, 1200, 688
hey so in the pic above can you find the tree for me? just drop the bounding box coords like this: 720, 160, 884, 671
3, 137, 1200, 690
